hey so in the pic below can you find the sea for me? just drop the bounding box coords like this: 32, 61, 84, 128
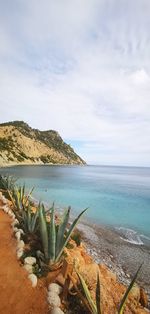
0, 165, 150, 246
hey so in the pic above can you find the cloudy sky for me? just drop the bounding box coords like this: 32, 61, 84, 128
0, 0, 150, 166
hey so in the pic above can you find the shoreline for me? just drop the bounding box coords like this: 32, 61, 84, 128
0, 162, 86, 168
77, 220, 150, 305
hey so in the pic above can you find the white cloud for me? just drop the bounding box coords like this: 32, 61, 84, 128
0, 0, 150, 166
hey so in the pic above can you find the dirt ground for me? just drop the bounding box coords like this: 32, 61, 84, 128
0, 204, 49, 314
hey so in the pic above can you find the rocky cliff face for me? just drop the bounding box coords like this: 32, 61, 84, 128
0, 121, 86, 166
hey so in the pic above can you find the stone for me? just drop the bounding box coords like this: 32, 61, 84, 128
24, 256, 36, 265
13, 227, 18, 233
18, 228, 24, 235
23, 264, 33, 274
51, 307, 64, 314
12, 219, 19, 227
15, 231, 21, 241
16, 248, 23, 259
17, 240, 25, 250
28, 274, 37, 287
47, 292, 61, 307
48, 283, 62, 295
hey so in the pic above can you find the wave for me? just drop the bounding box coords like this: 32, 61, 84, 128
115, 227, 145, 245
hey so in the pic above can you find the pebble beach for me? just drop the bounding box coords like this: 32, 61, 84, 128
77, 221, 150, 306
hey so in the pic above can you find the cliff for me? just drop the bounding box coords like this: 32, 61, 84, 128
0, 121, 86, 166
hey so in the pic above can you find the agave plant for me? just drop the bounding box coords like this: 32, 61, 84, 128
0, 175, 17, 199
76, 270, 101, 314
118, 264, 142, 314
74, 264, 142, 314
38, 203, 88, 268
21, 203, 39, 234
11, 184, 34, 212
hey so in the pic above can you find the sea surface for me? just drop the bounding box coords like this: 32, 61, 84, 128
0, 165, 150, 246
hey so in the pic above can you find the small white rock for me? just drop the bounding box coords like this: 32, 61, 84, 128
48, 283, 62, 295
3, 206, 9, 213
12, 219, 19, 227
18, 228, 24, 235
51, 307, 64, 314
13, 226, 18, 233
24, 256, 36, 265
16, 248, 23, 259
8, 209, 13, 216
17, 240, 25, 250
47, 292, 61, 307
15, 231, 21, 241
23, 264, 33, 274
28, 274, 37, 287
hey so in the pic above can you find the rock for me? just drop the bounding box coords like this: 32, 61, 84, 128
140, 288, 148, 308
18, 228, 24, 235
15, 231, 21, 241
24, 256, 36, 265
8, 210, 14, 217
48, 283, 62, 295
51, 307, 64, 314
23, 264, 33, 274
47, 292, 61, 307
16, 248, 23, 259
12, 219, 19, 227
3, 205, 9, 213
13, 227, 18, 233
28, 274, 37, 287
17, 240, 25, 250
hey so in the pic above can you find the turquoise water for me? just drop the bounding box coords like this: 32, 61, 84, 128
0, 165, 150, 243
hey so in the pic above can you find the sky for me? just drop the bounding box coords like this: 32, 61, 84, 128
0, 0, 150, 166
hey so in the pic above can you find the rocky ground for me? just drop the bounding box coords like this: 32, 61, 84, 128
77, 221, 150, 308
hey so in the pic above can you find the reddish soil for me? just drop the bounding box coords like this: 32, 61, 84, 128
0, 206, 49, 314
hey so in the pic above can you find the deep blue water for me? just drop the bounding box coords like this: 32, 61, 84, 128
0, 165, 150, 243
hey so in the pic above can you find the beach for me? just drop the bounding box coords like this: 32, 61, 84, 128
77, 220, 150, 306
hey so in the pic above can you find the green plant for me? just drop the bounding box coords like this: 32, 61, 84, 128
76, 270, 101, 314
0, 175, 17, 191
75, 264, 142, 314
21, 203, 39, 234
38, 204, 88, 268
118, 264, 142, 314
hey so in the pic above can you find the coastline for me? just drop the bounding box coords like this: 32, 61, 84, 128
0, 162, 86, 168
77, 219, 150, 304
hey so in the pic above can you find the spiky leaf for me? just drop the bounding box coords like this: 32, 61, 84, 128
55, 207, 88, 262
56, 206, 71, 256
77, 272, 97, 314
118, 264, 142, 314
39, 204, 48, 259
96, 270, 101, 314
49, 204, 56, 262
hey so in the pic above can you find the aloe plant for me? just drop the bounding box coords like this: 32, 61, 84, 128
21, 203, 39, 234
77, 270, 101, 314
75, 264, 142, 314
118, 264, 142, 314
11, 185, 34, 212
38, 203, 88, 267
0, 175, 17, 200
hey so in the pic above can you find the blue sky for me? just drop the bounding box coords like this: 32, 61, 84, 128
0, 0, 150, 166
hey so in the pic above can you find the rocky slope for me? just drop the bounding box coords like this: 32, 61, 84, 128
0, 121, 86, 166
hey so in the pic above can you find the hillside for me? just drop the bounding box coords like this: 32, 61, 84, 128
0, 121, 86, 166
